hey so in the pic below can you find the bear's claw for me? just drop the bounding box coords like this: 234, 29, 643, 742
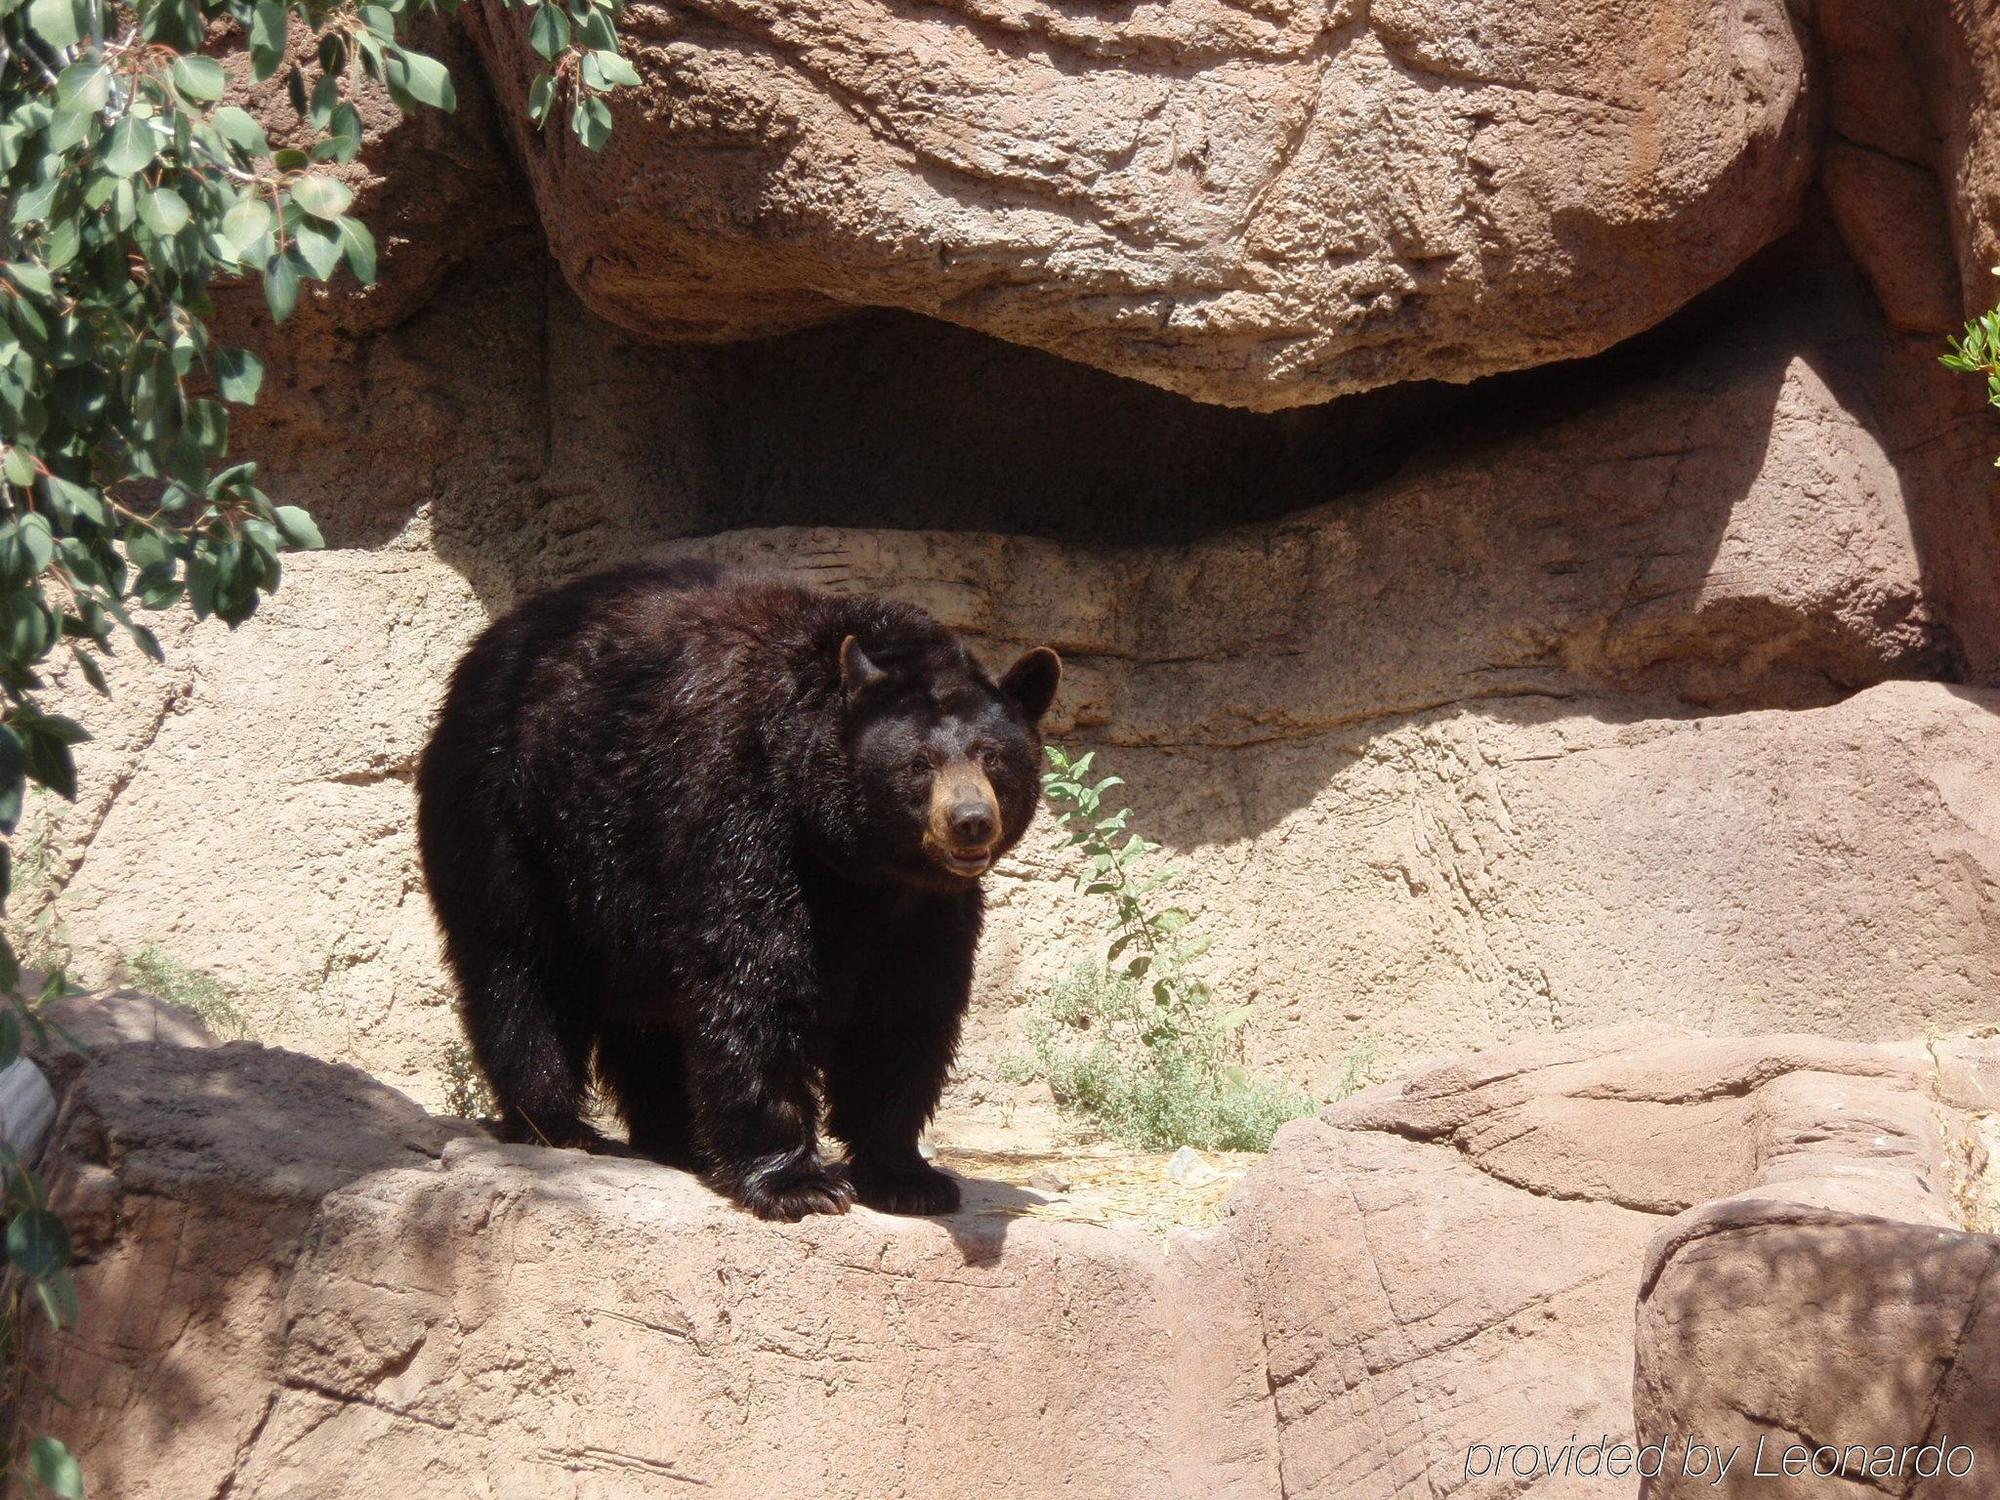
737, 1165, 856, 1221
838, 1157, 962, 1216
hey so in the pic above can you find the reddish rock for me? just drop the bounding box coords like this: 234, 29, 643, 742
466, 0, 1811, 409
19, 1011, 1997, 1499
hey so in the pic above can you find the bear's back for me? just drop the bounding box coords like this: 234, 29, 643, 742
502, 561, 966, 718
429, 561, 973, 808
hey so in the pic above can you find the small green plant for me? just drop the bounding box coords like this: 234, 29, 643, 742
0, 969, 85, 1499
1942, 269, 2000, 462
439, 1038, 493, 1119
123, 946, 251, 1040
1334, 1035, 1378, 1099
1021, 747, 1315, 1152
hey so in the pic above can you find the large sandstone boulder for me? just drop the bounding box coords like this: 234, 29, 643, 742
466, 0, 1812, 409
20, 1018, 1996, 1498
1632, 1033, 2000, 1496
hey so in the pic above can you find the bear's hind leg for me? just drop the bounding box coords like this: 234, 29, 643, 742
455, 944, 601, 1151
596, 1027, 695, 1168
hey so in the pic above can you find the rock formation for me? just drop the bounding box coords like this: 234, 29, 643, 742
18, 1007, 1997, 1497
466, 0, 1814, 410
10, 1, 2000, 1492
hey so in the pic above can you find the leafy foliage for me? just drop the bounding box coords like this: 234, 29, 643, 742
1020, 747, 1316, 1152
123, 946, 251, 1038
439, 1037, 493, 1119
1022, 965, 1315, 1153
1941, 270, 2000, 462
1, 0, 637, 1483
0, 973, 83, 1498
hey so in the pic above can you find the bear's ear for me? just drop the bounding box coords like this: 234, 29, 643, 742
839, 635, 889, 700
1000, 647, 1062, 723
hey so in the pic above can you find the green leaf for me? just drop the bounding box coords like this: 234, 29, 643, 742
0, 1009, 19, 1070
212, 106, 270, 157
8, 1207, 71, 1277
528, 3, 569, 59
15, 512, 54, 574
33, 1266, 82, 1330
214, 347, 263, 404
584, 49, 639, 88
171, 54, 226, 102
30, 711, 88, 745
27, 1435, 83, 1498
71, 645, 108, 695
263, 253, 299, 322
222, 194, 274, 253
335, 216, 376, 284
25, 0, 81, 49
575, 3, 617, 50
54, 59, 111, 114
527, 72, 556, 125
293, 219, 342, 280
384, 49, 455, 111
322, 102, 362, 162
145, 0, 202, 48
44, 215, 80, 269
3, 262, 55, 299
0, 728, 24, 830
140, 187, 191, 235
572, 93, 612, 150
250, 0, 289, 80
290, 174, 353, 221
272, 506, 323, 549
309, 71, 339, 130
102, 114, 157, 177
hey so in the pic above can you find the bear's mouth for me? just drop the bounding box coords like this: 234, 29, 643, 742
928, 841, 994, 878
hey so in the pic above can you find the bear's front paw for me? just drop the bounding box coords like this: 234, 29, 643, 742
839, 1156, 962, 1216
735, 1162, 856, 1222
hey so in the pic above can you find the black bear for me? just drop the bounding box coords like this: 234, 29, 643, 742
415, 561, 1060, 1220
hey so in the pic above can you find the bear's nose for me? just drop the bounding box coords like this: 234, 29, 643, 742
949, 803, 996, 848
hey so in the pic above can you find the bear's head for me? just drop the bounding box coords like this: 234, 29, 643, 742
837, 633, 1061, 890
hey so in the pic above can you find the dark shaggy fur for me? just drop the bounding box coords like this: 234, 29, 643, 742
415, 561, 1060, 1220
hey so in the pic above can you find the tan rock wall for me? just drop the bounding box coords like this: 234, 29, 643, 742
14, 232, 2000, 1110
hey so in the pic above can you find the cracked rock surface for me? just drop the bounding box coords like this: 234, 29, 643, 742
466, 0, 1811, 409
20, 1013, 1998, 1498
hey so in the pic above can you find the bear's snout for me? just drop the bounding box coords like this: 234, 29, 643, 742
948, 801, 995, 848
926, 762, 1000, 876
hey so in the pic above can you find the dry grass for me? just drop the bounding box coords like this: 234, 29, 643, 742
937, 1144, 1258, 1235
1938, 1109, 2000, 1235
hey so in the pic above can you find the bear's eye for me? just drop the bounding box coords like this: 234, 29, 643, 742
977, 745, 1003, 771
905, 755, 931, 778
